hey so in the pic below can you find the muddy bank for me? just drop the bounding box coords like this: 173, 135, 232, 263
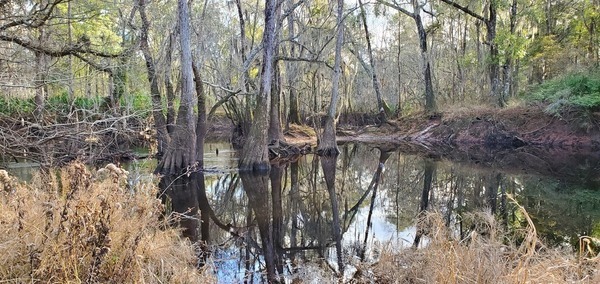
286, 106, 600, 181
345, 106, 600, 149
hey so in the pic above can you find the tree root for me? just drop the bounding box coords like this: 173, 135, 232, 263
268, 139, 312, 161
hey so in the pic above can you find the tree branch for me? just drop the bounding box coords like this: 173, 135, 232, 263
376, 0, 414, 17
0, 34, 125, 58
438, 0, 486, 23
276, 55, 333, 69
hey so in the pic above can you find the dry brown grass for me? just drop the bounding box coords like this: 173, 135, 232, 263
366, 201, 600, 284
0, 161, 214, 283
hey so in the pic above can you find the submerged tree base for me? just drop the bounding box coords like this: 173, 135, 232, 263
315, 147, 340, 157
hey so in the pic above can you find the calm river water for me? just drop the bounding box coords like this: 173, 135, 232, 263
3, 142, 600, 283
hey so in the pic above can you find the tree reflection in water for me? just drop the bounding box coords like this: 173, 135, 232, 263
156, 143, 600, 282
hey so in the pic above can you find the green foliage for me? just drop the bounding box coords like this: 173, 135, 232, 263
527, 70, 600, 114
0, 96, 35, 115
46, 93, 101, 112
120, 92, 152, 115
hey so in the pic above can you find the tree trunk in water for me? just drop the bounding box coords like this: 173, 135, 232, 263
414, 159, 434, 248
270, 164, 285, 275
138, 0, 169, 157
193, 61, 206, 167
317, 0, 344, 156
239, 0, 279, 172
156, 0, 197, 174
360, 150, 390, 261
321, 156, 344, 275
240, 173, 280, 283
159, 175, 200, 243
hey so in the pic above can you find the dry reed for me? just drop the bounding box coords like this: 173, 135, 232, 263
0, 161, 214, 283
366, 201, 600, 283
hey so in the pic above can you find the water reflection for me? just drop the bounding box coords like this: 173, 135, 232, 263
5, 142, 597, 282
158, 143, 599, 282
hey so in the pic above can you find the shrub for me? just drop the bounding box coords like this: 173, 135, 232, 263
528, 70, 600, 114
361, 205, 600, 283
0, 96, 35, 115
0, 162, 213, 283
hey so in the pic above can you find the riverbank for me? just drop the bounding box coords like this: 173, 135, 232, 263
333, 105, 600, 149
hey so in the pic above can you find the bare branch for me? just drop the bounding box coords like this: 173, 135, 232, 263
438, 0, 486, 23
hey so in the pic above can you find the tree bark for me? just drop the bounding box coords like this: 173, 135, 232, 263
358, 0, 387, 121
138, 0, 169, 157
156, 0, 197, 174
239, 0, 279, 172
316, 0, 344, 156
193, 61, 206, 166
286, 0, 301, 125
269, 62, 284, 142
164, 31, 177, 134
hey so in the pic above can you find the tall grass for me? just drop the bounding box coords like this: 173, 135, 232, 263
0, 162, 213, 283
365, 204, 600, 283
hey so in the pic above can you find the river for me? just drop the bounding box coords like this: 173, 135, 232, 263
2, 142, 599, 283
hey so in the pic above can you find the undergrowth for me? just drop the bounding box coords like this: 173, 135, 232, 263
528, 69, 600, 115
361, 200, 600, 283
0, 162, 213, 283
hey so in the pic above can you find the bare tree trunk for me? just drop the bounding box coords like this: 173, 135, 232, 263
413, 2, 436, 114
193, 61, 206, 167
138, 0, 169, 157
156, 0, 198, 174
379, 0, 436, 114
286, 0, 301, 125
439, 0, 502, 106
503, 0, 518, 101
164, 31, 177, 134
34, 23, 50, 120
269, 62, 284, 142
34, 50, 48, 120
358, 0, 387, 122
317, 0, 344, 156
396, 24, 403, 117
239, 0, 279, 172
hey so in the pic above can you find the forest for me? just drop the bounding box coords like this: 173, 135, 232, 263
0, 0, 598, 168
1, 0, 600, 282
